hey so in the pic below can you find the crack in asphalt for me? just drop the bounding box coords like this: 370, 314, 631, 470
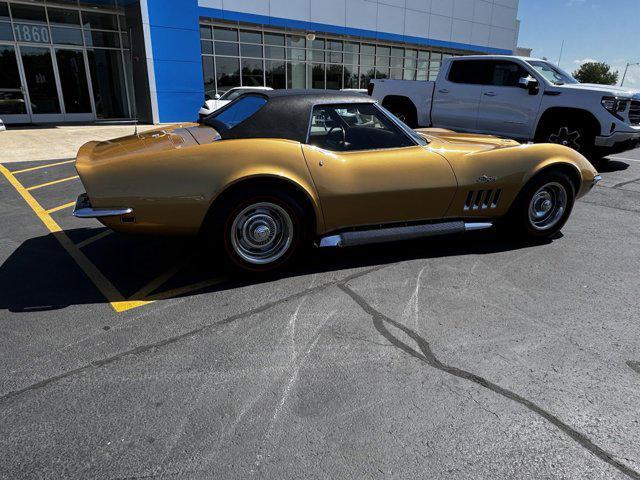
612, 177, 640, 189
337, 282, 640, 480
0, 266, 384, 405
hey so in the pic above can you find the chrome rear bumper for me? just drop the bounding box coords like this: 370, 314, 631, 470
73, 193, 133, 219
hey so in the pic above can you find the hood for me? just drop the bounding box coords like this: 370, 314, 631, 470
77, 124, 220, 164
556, 83, 640, 98
416, 128, 521, 155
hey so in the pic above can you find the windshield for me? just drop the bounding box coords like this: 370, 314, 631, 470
376, 104, 428, 146
526, 61, 578, 85
203, 94, 267, 132
219, 88, 264, 101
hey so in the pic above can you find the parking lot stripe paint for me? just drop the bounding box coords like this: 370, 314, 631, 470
26, 175, 80, 191
12, 159, 75, 174
0, 164, 126, 309
130, 259, 193, 300
609, 156, 640, 163
76, 230, 113, 249
46, 202, 76, 214
145, 277, 225, 302
1, 163, 226, 314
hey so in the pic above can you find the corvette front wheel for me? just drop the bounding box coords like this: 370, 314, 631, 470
504, 172, 576, 239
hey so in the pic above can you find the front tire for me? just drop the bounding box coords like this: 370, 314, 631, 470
208, 188, 308, 274
504, 172, 576, 239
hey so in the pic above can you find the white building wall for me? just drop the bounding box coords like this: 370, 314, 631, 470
198, 0, 519, 52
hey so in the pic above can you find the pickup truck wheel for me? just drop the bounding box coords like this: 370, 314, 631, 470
538, 122, 594, 157
503, 171, 576, 239
389, 106, 417, 128
209, 188, 308, 274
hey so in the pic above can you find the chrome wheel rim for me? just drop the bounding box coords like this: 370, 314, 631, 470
548, 127, 582, 151
528, 182, 567, 231
230, 202, 294, 265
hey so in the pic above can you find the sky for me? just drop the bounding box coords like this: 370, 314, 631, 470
517, 0, 640, 89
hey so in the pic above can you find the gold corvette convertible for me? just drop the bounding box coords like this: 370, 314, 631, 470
74, 90, 600, 273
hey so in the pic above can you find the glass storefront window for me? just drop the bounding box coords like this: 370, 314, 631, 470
20, 46, 61, 113
48, 8, 81, 26
241, 58, 263, 86
51, 27, 83, 45
87, 49, 128, 118
240, 43, 262, 58
0, 1, 9, 21
56, 49, 92, 113
11, 3, 47, 23
214, 26, 237, 42
326, 64, 342, 89
216, 56, 240, 90
0, 21, 13, 41
200, 25, 212, 40
82, 12, 118, 31
265, 59, 285, 89
0, 44, 26, 114
239, 30, 261, 44
264, 33, 284, 46
215, 41, 238, 56
84, 30, 120, 48
202, 56, 215, 98
200, 23, 465, 95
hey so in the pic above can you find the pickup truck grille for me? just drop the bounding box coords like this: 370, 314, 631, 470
630, 101, 640, 125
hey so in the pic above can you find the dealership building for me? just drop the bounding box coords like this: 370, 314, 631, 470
0, 0, 520, 125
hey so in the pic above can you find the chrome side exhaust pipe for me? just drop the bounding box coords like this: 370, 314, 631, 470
319, 221, 493, 248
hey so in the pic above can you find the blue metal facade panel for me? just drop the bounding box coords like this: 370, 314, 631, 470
147, 0, 204, 123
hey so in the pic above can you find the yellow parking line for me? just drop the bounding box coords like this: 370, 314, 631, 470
130, 258, 192, 300
1, 164, 223, 314
76, 229, 113, 249
26, 175, 79, 191
46, 201, 76, 214
0, 164, 126, 310
12, 159, 75, 174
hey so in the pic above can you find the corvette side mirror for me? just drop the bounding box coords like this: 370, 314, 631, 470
518, 76, 539, 94
214, 93, 221, 100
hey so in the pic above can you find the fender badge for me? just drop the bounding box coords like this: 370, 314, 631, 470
477, 174, 497, 183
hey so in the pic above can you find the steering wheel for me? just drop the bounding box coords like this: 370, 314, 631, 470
327, 125, 346, 145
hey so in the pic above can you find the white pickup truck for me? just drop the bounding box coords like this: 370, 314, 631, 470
370, 55, 640, 158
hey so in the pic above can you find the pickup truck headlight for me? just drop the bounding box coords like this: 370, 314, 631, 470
602, 96, 629, 119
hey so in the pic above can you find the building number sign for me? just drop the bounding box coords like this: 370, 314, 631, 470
14, 24, 50, 44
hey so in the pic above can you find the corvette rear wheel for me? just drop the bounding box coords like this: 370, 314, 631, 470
505, 171, 575, 239
211, 188, 307, 274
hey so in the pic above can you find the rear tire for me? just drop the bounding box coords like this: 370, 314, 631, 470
206, 187, 308, 274
502, 171, 576, 239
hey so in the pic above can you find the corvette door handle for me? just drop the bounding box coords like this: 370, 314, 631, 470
483, 92, 496, 97
438, 89, 449, 94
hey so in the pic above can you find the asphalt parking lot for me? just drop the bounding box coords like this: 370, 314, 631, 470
1, 146, 640, 479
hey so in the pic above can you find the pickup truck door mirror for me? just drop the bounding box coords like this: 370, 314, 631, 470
518, 76, 539, 94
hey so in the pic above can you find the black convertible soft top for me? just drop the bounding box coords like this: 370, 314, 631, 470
204, 89, 377, 144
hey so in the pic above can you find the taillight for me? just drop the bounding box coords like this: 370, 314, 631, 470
367, 83, 374, 96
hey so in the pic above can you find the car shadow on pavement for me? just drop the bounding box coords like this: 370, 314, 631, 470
598, 159, 630, 173
0, 227, 552, 313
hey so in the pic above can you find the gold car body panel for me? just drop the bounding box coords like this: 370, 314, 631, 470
302, 144, 457, 232
76, 132, 322, 235
419, 129, 598, 218
75, 124, 598, 237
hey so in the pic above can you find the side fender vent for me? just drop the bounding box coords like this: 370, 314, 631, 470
464, 189, 502, 211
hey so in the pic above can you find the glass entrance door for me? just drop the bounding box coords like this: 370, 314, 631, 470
19, 45, 63, 122
55, 48, 94, 121
0, 43, 30, 123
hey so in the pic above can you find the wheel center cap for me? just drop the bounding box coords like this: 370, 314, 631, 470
541, 199, 552, 212
253, 224, 271, 242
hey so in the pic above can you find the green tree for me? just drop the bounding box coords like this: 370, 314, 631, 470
572, 62, 619, 85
